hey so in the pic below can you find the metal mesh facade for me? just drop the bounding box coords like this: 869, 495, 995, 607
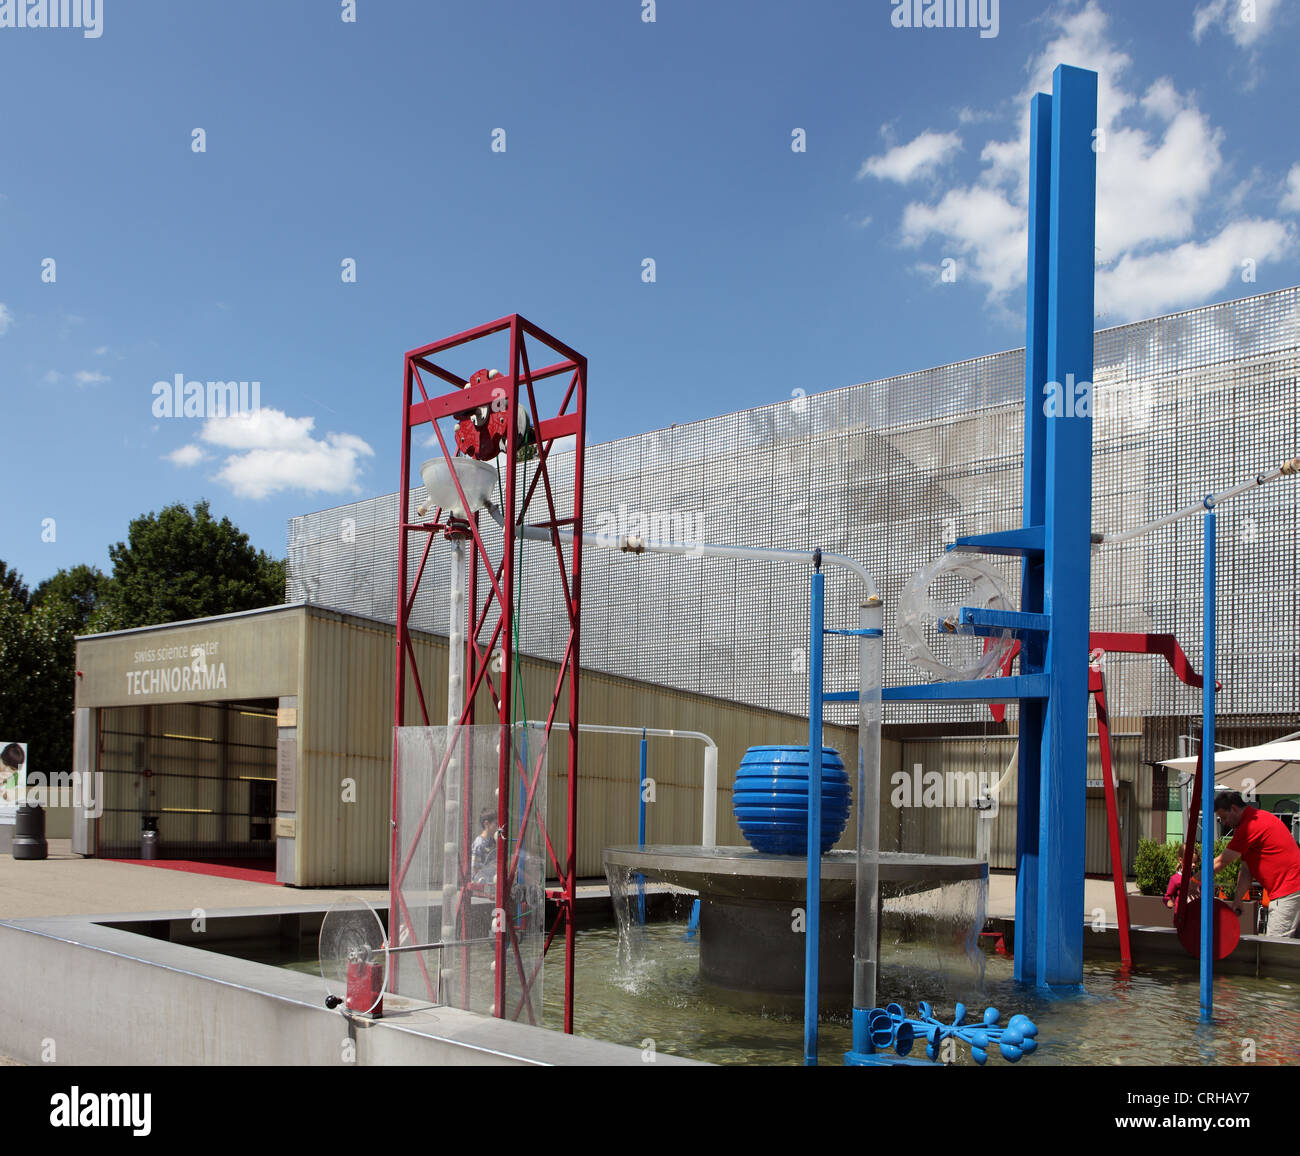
287, 286, 1299, 726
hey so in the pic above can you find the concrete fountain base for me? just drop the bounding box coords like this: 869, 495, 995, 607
603, 845, 987, 1011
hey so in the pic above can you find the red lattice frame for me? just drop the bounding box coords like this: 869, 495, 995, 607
389, 314, 586, 1033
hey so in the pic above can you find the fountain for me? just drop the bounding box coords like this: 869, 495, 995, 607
602, 843, 986, 1011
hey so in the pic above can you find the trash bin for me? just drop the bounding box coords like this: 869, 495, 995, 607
13, 803, 48, 861
141, 815, 160, 860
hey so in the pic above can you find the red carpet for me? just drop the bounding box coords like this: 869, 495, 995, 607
108, 857, 279, 884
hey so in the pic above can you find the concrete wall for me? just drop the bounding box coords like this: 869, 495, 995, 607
0, 912, 699, 1066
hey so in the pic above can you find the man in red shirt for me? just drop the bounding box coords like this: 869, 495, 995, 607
1214, 790, 1300, 937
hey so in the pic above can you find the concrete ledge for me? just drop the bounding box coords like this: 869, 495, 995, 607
986, 916, 1300, 978
0, 909, 700, 1066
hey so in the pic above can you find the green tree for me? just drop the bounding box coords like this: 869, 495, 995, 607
32, 563, 110, 634
103, 500, 285, 628
0, 560, 30, 611
0, 584, 77, 777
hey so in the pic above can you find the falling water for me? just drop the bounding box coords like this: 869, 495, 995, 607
878, 875, 989, 1007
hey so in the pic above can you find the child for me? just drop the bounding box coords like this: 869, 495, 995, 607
470, 811, 497, 885
1164, 854, 1202, 916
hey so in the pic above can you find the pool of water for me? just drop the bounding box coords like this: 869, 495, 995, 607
219, 922, 1300, 1066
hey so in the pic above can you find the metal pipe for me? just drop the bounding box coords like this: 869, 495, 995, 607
804, 567, 825, 1066
522, 720, 719, 846
1200, 510, 1216, 1021
638, 730, 648, 925
1098, 459, 1299, 545
511, 520, 882, 599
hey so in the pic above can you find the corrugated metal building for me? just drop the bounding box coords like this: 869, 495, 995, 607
71, 599, 1154, 884
70, 603, 867, 885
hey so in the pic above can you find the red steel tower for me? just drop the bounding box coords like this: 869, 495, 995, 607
390, 314, 587, 1032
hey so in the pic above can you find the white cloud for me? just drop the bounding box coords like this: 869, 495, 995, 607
1095, 108, 1223, 261
0, 304, 12, 336
166, 444, 205, 467
93, 345, 109, 356
74, 370, 110, 386
42, 370, 61, 385
865, 1, 1294, 320
1193, 0, 1282, 47
198, 407, 374, 500
201, 408, 317, 452
858, 131, 962, 184
1096, 218, 1293, 319
1281, 164, 1300, 213
901, 185, 1027, 297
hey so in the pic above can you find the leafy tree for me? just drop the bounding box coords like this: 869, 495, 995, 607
32, 564, 110, 634
103, 500, 285, 628
0, 585, 77, 778
0, 560, 30, 611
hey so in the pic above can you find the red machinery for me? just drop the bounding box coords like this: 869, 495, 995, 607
991, 631, 1218, 965
391, 315, 587, 1032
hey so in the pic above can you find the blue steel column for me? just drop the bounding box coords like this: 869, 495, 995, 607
1015, 89, 1053, 987
1037, 64, 1096, 990
804, 566, 825, 1066
637, 729, 647, 926
1200, 510, 1216, 1019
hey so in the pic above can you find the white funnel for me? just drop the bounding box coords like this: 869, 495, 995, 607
419, 457, 500, 519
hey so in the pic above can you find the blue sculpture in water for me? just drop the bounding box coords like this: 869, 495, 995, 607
844, 1002, 1040, 1066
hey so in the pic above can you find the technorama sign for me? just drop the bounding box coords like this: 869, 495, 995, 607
123, 641, 227, 697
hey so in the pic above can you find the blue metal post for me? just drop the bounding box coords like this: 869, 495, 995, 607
637, 728, 647, 926
804, 566, 825, 1066
1016, 88, 1053, 987
1200, 510, 1216, 1020
1036, 64, 1096, 990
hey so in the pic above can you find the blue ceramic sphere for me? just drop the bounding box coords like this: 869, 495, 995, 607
732, 745, 851, 855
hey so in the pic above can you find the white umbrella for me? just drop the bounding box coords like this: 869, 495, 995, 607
1160, 740, 1300, 801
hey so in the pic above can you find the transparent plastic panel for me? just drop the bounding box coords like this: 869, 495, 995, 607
392, 724, 547, 1024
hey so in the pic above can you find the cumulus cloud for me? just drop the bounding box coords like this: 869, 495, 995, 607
1193, 0, 1282, 48
74, 370, 110, 386
860, 1, 1295, 321
166, 444, 206, 467
858, 131, 962, 184
901, 185, 1027, 296
195, 407, 374, 500
0, 304, 12, 336
1282, 164, 1300, 213
1096, 218, 1293, 319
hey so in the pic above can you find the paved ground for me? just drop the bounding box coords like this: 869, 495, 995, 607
0, 840, 389, 919
989, 870, 1123, 920
1, 841, 1128, 922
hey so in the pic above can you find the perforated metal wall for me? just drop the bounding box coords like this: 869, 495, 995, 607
287, 287, 1299, 726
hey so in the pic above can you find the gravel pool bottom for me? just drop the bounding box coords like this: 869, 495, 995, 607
249, 922, 1300, 1066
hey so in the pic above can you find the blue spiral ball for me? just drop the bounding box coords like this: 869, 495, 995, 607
732, 746, 850, 855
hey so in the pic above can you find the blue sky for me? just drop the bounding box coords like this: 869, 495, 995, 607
2, 0, 1296, 587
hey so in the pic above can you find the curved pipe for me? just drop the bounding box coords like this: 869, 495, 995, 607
524, 720, 719, 847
